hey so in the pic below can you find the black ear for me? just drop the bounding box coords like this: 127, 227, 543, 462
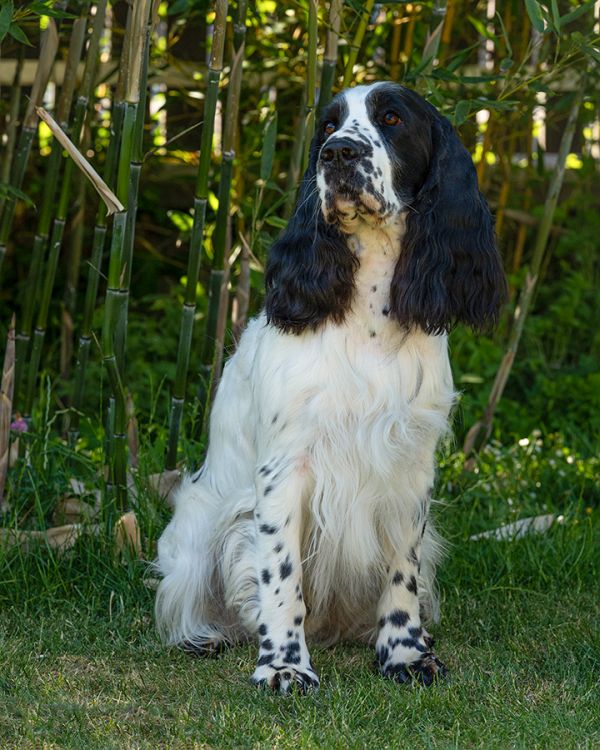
265, 142, 358, 334
390, 115, 507, 334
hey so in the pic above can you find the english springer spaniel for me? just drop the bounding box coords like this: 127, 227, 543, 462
155, 82, 506, 693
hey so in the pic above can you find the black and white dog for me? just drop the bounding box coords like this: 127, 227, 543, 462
155, 82, 506, 693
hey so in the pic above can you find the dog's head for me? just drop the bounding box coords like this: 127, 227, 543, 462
266, 82, 507, 335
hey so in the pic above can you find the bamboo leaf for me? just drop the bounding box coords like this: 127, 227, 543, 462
35, 107, 124, 215
260, 113, 278, 183
524, 0, 545, 33
0, 182, 34, 208
453, 100, 471, 126
0, 1, 13, 44
8, 21, 30, 45
560, 0, 595, 28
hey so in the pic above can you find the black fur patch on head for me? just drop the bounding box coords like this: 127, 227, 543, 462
265, 121, 359, 333
364, 84, 507, 333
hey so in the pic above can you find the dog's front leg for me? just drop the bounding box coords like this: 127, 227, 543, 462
375, 519, 447, 686
250, 459, 319, 694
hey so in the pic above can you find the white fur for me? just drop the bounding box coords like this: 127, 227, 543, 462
155, 217, 456, 652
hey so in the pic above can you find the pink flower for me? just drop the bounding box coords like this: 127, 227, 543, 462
10, 417, 28, 433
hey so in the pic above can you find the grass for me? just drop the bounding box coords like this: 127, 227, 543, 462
1, 433, 599, 749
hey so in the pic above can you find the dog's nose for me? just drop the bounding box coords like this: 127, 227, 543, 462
320, 137, 364, 164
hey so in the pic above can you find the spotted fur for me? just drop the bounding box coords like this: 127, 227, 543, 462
155, 82, 505, 694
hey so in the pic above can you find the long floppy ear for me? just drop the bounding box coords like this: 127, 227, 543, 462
265, 142, 358, 334
390, 116, 507, 334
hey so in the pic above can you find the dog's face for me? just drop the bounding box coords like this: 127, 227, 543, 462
316, 83, 435, 231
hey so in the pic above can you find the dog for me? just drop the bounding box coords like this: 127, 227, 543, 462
155, 82, 506, 694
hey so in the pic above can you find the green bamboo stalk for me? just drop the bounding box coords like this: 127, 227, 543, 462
342, 0, 376, 88
165, 0, 229, 470
15, 14, 89, 406
463, 81, 585, 459
23, 16, 96, 418
200, 5, 247, 427
302, 0, 318, 172
101, 0, 152, 511
114, 16, 152, 367
317, 0, 342, 117
0, 17, 60, 275
68, 102, 124, 447
0, 47, 25, 219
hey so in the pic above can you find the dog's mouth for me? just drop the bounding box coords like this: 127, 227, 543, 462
322, 184, 389, 228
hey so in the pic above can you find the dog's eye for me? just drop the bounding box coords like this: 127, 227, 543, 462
383, 111, 401, 126
324, 122, 336, 135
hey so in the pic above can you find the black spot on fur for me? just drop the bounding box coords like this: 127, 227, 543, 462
406, 575, 418, 595
407, 547, 418, 565
272, 414, 278, 424
259, 464, 271, 476
280, 557, 292, 580
257, 653, 274, 666
258, 624, 267, 636
378, 617, 386, 629
294, 615, 303, 625
261, 569, 271, 585
274, 587, 280, 595
408, 626, 422, 639
389, 609, 410, 628
264, 485, 273, 496
274, 543, 283, 553
287, 630, 293, 638
401, 637, 427, 653
371, 285, 377, 292
259, 524, 277, 535
261, 639, 273, 650
392, 571, 404, 585
382, 306, 390, 316
369, 330, 376, 338
377, 645, 389, 665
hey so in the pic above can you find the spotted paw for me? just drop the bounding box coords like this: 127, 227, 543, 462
181, 638, 229, 658
381, 652, 447, 687
251, 663, 320, 694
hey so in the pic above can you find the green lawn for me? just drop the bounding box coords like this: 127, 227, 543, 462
1, 439, 598, 749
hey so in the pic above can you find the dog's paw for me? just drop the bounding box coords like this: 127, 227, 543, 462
181, 638, 229, 659
251, 663, 320, 694
380, 652, 447, 687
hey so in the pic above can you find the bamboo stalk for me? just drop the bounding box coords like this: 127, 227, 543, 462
0, 17, 59, 275
200, 4, 247, 430
389, 10, 403, 81
317, 0, 342, 116
101, 0, 152, 511
165, 0, 228, 470
15, 13, 89, 407
463, 81, 585, 459
342, 0, 376, 88
0, 315, 15, 513
0, 48, 24, 219
302, 0, 318, 172
23, 14, 97, 418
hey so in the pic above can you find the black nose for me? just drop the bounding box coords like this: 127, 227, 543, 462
320, 137, 364, 164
